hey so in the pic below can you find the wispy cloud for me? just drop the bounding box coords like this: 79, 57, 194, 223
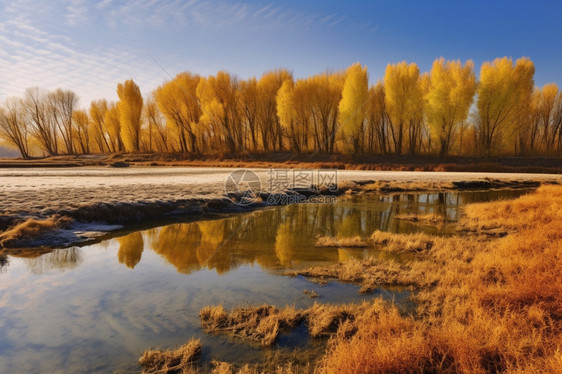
0, 0, 174, 104
94, 0, 351, 32
0, 0, 372, 105
65, 0, 89, 26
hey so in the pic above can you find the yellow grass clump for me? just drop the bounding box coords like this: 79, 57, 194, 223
288, 256, 420, 293
316, 300, 432, 374
0, 215, 72, 248
139, 338, 201, 374
314, 235, 369, 248
306, 302, 368, 338
461, 184, 562, 234
370, 230, 435, 252
199, 302, 371, 344
210, 359, 312, 374
200, 305, 304, 346
394, 212, 445, 226
303, 289, 319, 298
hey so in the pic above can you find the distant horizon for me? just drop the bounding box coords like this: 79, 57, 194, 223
1, 0, 561, 107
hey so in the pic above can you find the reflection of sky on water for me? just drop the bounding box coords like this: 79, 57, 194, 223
0, 189, 531, 373
0, 248, 381, 373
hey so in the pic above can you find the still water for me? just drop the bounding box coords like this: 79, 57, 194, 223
0, 189, 530, 373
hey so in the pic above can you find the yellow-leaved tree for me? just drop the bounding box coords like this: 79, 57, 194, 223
196, 71, 240, 154
89, 99, 110, 153
72, 109, 90, 154
116, 79, 143, 152
426, 58, 477, 157
304, 72, 344, 153
277, 79, 308, 153
257, 69, 293, 151
144, 97, 169, 153
104, 102, 123, 152
365, 82, 389, 154
513, 88, 541, 154
337, 63, 368, 155
476, 57, 534, 155
154, 72, 201, 153
384, 62, 423, 154
239, 77, 259, 150
539, 83, 559, 152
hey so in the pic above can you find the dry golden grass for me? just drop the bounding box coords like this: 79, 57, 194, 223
210, 359, 312, 374
370, 230, 435, 252
306, 302, 368, 338
199, 302, 370, 345
315, 230, 437, 254
358, 180, 455, 193
303, 289, 319, 298
0, 215, 72, 248
199, 305, 304, 346
283, 185, 562, 373
316, 299, 433, 374
395, 212, 445, 226
139, 338, 201, 374
314, 236, 369, 248
316, 185, 562, 373
288, 257, 419, 294
461, 184, 562, 234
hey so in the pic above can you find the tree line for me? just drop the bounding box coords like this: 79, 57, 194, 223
1, 57, 562, 159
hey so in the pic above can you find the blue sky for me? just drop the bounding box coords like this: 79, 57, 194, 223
0, 0, 561, 107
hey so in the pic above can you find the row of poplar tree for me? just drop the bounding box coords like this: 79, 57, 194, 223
1, 57, 562, 159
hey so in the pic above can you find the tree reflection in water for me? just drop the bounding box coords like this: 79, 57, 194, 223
117, 191, 481, 273
24, 248, 84, 274
3, 190, 531, 274
117, 232, 144, 269
0, 253, 8, 273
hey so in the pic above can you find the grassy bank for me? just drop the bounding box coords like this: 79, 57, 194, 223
141, 185, 562, 373
2, 153, 562, 174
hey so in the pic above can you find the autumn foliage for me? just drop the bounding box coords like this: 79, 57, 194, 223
2, 57, 562, 158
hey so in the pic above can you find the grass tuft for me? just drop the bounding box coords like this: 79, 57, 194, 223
0, 215, 72, 248
139, 338, 201, 374
200, 305, 304, 346
370, 230, 435, 252
394, 212, 445, 226
314, 236, 369, 248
